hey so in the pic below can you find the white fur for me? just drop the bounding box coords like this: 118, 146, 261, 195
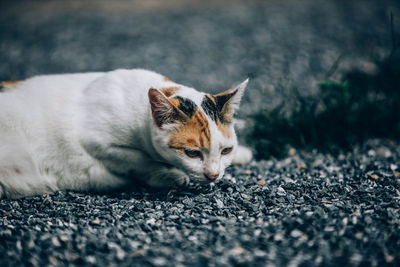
0, 69, 251, 198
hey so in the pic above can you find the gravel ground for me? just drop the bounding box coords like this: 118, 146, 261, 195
1, 140, 399, 266
1, 1, 400, 266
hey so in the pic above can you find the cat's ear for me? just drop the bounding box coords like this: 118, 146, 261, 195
148, 88, 187, 128
214, 78, 248, 123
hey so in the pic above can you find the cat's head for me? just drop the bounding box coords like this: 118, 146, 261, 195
148, 79, 248, 184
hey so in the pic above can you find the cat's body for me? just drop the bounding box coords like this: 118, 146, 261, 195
0, 69, 252, 198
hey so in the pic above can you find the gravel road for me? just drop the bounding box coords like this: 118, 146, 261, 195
1, 140, 399, 266
0, 1, 399, 266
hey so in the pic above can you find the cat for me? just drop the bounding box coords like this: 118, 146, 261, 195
0, 69, 252, 198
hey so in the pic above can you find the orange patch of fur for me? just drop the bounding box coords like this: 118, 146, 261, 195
163, 76, 173, 82
161, 86, 179, 97
186, 138, 196, 145
214, 87, 236, 97
207, 94, 217, 104
1, 80, 22, 91
168, 109, 211, 151
169, 98, 180, 107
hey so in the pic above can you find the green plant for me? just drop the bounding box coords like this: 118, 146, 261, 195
248, 55, 400, 159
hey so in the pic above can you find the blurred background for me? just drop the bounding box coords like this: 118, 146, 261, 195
1, 0, 399, 158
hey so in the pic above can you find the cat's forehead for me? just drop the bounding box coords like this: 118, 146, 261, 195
169, 86, 205, 106
166, 93, 233, 151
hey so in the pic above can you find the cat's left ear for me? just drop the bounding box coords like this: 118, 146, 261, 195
148, 88, 187, 128
214, 78, 248, 123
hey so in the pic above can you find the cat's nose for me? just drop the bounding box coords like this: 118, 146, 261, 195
204, 172, 219, 181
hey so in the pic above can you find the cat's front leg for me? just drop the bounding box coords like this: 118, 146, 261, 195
141, 166, 189, 188
84, 143, 189, 188
104, 147, 190, 188
82, 142, 151, 175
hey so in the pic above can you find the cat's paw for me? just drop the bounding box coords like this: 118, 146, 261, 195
145, 167, 189, 188
232, 145, 253, 165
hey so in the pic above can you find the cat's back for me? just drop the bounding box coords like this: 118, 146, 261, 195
0, 68, 200, 131
79, 68, 191, 117
100, 68, 205, 105
91, 68, 177, 96
0, 72, 104, 110
1, 68, 192, 106
0, 72, 105, 138
14, 72, 104, 99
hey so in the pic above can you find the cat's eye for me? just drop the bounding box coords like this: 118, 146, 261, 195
184, 149, 203, 159
221, 147, 233, 155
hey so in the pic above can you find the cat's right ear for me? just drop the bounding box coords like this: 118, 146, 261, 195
148, 88, 187, 128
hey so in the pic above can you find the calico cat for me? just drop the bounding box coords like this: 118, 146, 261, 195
0, 69, 252, 198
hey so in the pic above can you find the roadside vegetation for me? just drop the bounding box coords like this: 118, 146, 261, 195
248, 16, 400, 159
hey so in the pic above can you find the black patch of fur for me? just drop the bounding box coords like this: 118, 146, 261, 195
216, 92, 236, 112
202, 91, 237, 123
201, 95, 218, 122
176, 96, 196, 117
